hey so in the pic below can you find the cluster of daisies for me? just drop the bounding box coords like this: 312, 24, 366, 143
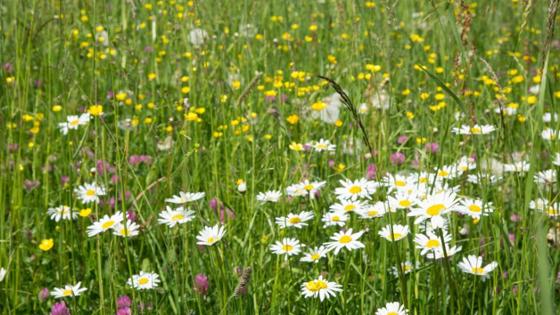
260, 154, 505, 302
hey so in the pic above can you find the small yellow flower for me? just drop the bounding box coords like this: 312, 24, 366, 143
289, 142, 304, 151
39, 239, 54, 251
52, 105, 62, 112
79, 208, 92, 217
148, 72, 157, 81
526, 95, 537, 105
88, 105, 103, 116
286, 114, 299, 125
311, 101, 327, 111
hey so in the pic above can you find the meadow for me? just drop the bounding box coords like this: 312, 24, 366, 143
1, 0, 560, 314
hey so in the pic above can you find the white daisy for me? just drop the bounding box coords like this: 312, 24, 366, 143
534, 169, 557, 185
127, 271, 160, 290
334, 178, 372, 200
301, 275, 342, 301
275, 211, 314, 229
408, 191, 458, 229
47, 205, 78, 222
270, 238, 302, 256
311, 139, 336, 152
86, 212, 124, 237
58, 113, 90, 135
74, 182, 106, 204
553, 153, 560, 167
165, 191, 205, 204
414, 231, 451, 256
356, 202, 386, 219
452, 124, 495, 135
458, 255, 498, 279
286, 180, 326, 198
324, 229, 366, 255
456, 198, 493, 219
424, 244, 462, 260
378, 224, 409, 242
256, 190, 282, 203
375, 301, 408, 315
112, 220, 140, 237
300, 246, 328, 263
51, 282, 88, 298
321, 210, 348, 227
542, 128, 559, 141
196, 224, 225, 246
158, 206, 195, 228
330, 199, 366, 213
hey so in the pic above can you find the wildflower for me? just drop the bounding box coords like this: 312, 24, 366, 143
196, 225, 225, 246
321, 210, 348, 227
47, 206, 78, 222
379, 224, 409, 241
194, 274, 209, 295
311, 139, 336, 152
88, 105, 103, 116
390, 152, 406, 165
451, 124, 496, 135
58, 113, 90, 135
301, 276, 342, 301
39, 239, 54, 251
356, 202, 386, 219
158, 206, 195, 228
165, 191, 205, 204
189, 28, 208, 46
236, 179, 247, 192
270, 238, 302, 256
300, 246, 328, 263
74, 182, 106, 204
112, 220, 140, 237
534, 169, 557, 185
127, 271, 160, 290
458, 255, 498, 279
50, 302, 70, 315
51, 282, 87, 298
541, 128, 559, 141
256, 190, 282, 203
86, 212, 124, 237
0, 267, 6, 282
408, 191, 458, 229
334, 178, 372, 200
375, 302, 408, 315
456, 199, 493, 219
325, 229, 366, 254
275, 211, 314, 229
311, 93, 341, 124
286, 180, 326, 198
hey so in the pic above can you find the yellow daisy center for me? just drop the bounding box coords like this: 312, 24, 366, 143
395, 180, 406, 187
171, 214, 185, 221
311, 253, 321, 260
282, 244, 294, 252
426, 239, 440, 248
63, 289, 72, 296
306, 280, 328, 292
468, 204, 481, 213
470, 127, 481, 134
101, 220, 115, 229
387, 312, 399, 315
138, 277, 149, 285
367, 210, 378, 217
288, 217, 302, 224
85, 189, 96, 196
426, 203, 446, 216
399, 199, 412, 207
303, 184, 314, 191
392, 233, 402, 240
349, 185, 362, 194
69, 119, 80, 127
311, 101, 327, 111
339, 235, 352, 244
437, 170, 449, 177
344, 204, 356, 212
471, 267, 484, 274
207, 236, 216, 244
332, 215, 340, 222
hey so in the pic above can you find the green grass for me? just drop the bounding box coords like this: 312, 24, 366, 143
1, 0, 560, 314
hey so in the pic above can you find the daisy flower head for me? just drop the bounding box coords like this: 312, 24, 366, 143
456, 198, 493, 219
270, 238, 302, 256
534, 169, 557, 185
379, 224, 409, 242
388, 192, 418, 210
553, 153, 560, 167
454, 156, 476, 173
286, 180, 326, 198
300, 246, 328, 263
112, 220, 140, 237
74, 182, 106, 204
458, 255, 498, 279
529, 198, 560, 217
390, 261, 415, 276
127, 271, 160, 290
424, 244, 462, 260
256, 190, 282, 203
301, 275, 342, 301
414, 231, 451, 256
47, 205, 78, 222
325, 228, 366, 255
196, 224, 225, 246
542, 128, 559, 141
321, 210, 348, 227
51, 282, 88, 299
330, 199, 366, 213
158, 206, 195, 228
311, 138, 336, 152
165, 191, 205, 204
334, 178, 372, 200
275, 211, 314, 229
375, 301, 408, 315
356, 202, 386, 219
382, 173, 414, 192
452, 124, 495, 135
58, 113, 90, 135
86, 212, 124, 237
408, 190, 458, 229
